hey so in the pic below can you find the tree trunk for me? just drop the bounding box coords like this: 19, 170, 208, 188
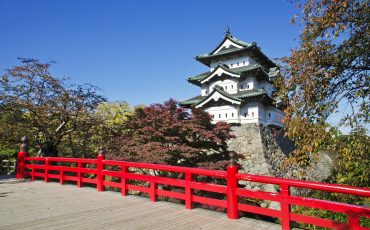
38, 142, 58, 157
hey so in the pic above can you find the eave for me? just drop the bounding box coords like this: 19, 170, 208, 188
196, 44, 276, 68
200, 64, 240, 84
179, 89, 278, 108
208, 34, 249, 55
195, 88, 242, 108
187, 64, 277, 86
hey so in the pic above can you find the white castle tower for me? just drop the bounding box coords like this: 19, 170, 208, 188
180, 29, 284, 127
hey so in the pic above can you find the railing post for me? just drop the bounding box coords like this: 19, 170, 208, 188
227, 152, 238, 219
121, 165, 127, 196
44, 158, 49, 182
185, 172, 193, 209
96, 147, 105, 192
16, 136, 28, 179
31, 167, 35, 181
280, 184, 291, 230
59, 169, 64, 184
77, 162, 82, 188
150, 181, 157, 202
348, 212, 360, 229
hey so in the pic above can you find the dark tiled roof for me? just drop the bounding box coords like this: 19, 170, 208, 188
195, 32, 276, 68
207, 33, 252, 56
234, 89, 267, 99
187, 64, 277, 86
178, 95, 207, 106
179, 88, 270, 107
197, 45, 253, 59
196, 44, 276, 68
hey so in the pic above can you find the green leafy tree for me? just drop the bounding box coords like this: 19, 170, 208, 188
0, 58, 106, 157
96, 101, 133, 136
332, 127, 369, 188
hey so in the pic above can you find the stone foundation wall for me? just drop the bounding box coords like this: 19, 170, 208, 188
227, 124, 279, 209
227, 124, 271, 176
227, 123, 334, 208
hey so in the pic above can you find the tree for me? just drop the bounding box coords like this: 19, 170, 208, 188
96, 101, 134, 136
332, 127, 369, 188
275, 0, 369, 162
0, 58, 106, 157
109, 99, 234, 170
275, 1, 370, 227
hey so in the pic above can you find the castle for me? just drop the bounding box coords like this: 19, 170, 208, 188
180, 29, 284, 127
178, 30, 332, 209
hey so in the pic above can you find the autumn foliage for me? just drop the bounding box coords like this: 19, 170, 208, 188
109, 99, 235, 170
277, 1, 370, 228
275, 0, 369, 163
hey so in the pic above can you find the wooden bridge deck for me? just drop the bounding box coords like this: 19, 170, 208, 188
0, 176, 281, 230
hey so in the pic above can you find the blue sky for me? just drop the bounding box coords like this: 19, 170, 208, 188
0, 0, 300, 106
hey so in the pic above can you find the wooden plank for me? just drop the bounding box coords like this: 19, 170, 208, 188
0, 177, 281, 230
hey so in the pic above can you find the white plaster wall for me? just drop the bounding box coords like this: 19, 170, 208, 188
239, 102, 261, 124
259, 80, 275, 96
205, 105, 240, 123
208, 79, 238, 94
201, 84, 209, 96
259, 105, 266, 120
264, 106, 284, 126
240, 76, 258, 90
210, 56, 257, 71
205, 101, 284, 127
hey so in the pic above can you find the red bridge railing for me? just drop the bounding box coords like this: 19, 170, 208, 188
16, 139, 370, 230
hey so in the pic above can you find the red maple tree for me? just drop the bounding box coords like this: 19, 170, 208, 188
109, 99, 235, 170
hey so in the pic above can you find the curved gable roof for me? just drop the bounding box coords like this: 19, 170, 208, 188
195, 87, 242, 108
195, 32, 276, 68
188, 64, 277, 86
179, 89, 276, 108
200, 64, 240, 84
209, 33, 251, 55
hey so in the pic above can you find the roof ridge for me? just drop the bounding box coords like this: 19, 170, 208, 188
227, 34, 252, 47
196, 44, 255, 58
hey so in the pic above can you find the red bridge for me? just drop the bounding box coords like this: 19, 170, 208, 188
14, 142, 370, 230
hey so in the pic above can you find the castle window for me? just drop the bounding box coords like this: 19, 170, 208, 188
243, 61, 246, 65
230, 64, 233, 67
225, 86, 227, 90
219, 114, 221, 118
244, 113, 247, 117
225, 113, 227, 118
268, 113, 271, 117
237, 62, 239, 66
231, 85, 234, 89
241, 84, 244, 89
252, 112, 254, 117
247, 84, 250, 89
232, 113, 234, 117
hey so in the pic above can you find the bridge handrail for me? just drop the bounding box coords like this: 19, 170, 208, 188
237, 173, 370, 197
17, 152, 370, 230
